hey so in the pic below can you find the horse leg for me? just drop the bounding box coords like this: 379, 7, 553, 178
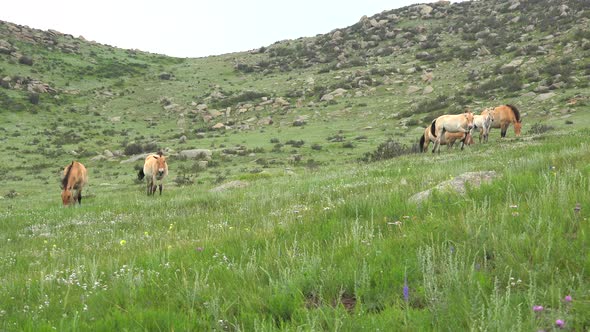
159, 184, 163, 195
146, 181, 151, 195
500, 124, 508, 138
432, 128, 443, 153
77, 189, 82, 205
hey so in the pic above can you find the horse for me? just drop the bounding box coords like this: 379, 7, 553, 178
471, 111, 494, 143
431, 111, 475, 153
419, 125, 473, 152
61, 161, 88, 206
482, 104, 521, 138
138, 151, 168, 195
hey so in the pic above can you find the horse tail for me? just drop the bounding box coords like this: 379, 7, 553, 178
62, 161, 74, 189
430, 120, 437, 137
506, 104, 521, 122
419, 134, 425, 152
138, 168, 145, 181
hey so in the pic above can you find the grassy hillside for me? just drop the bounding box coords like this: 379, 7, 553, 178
1, 0, 590, 330
1, 131, 589, 330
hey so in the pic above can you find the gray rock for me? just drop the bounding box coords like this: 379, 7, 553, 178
209, 180, 249, 193
410, 171, 499, 204
120, 153, 149, 164
535, 92, 556, 101
179, 149, 212, 160
407, 86, 422, 94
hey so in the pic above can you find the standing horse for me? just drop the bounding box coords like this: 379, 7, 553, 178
482, 104, 521, 138
419, 125, 473, 152
138, 152, 168, 195
61, 161, 88, 206
471, 111, 494, 143
431, 111, 475, 153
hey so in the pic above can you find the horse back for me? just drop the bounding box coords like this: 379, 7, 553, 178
63, 161, 87, 189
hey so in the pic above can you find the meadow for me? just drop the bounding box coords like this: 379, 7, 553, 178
1, 0, 590, 330
1, 128, 589, 331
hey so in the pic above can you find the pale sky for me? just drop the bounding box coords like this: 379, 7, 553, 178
1, 0, 454, 58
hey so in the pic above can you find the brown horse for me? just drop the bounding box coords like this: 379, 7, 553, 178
431, 111, 475, 153
482, 104, 521, 138
138, 152, 168, 195
61, 161, 88, 206
419, 125, 473, 152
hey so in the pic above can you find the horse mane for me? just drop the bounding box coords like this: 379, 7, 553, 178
430, 120, 436, 137
62, 161, 74, 189
506, 104, 521, 122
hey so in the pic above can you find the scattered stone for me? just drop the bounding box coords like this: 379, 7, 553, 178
209, 180, 249, 193
535, 92, 556, 101
211, 122, 225, 130
407, 86, 422, 94
410, 171, 499, 204
179, 149, 212, 160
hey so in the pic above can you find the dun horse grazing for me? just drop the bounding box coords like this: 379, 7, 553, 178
419, 125, 472, 152
472, 111, 494, 143
61, 161, 88, 206
431, 111, 475, 153
138, 152, 168, 195
483, 104, 521, 138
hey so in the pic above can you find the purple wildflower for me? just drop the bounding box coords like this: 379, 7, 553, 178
533, 305, 544, 312
555, 319, 565, 328
196, 247, 204, 252
564, 295, 572, 302
403, 278, 409, 302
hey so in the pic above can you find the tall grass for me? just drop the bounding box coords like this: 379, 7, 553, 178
1, 132, 589, 330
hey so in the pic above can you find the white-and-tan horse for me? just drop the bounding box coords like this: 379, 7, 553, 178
431, 111, 475, 153
138, 152, 169, 195
419, 125, 473, 152
472, 111, 494, 143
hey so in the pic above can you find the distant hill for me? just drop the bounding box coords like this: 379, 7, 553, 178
0, 0, 589, 188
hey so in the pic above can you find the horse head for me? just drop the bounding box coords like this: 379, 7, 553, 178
61, 188, 74, 205
464, 111, 475, 130
153, 153, 168, 179
514, 121, 522, 136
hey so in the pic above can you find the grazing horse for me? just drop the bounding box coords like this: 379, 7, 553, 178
431, 111, 475, 153
471, 111, 494, 143
61, 161, 88, 206
483, 104, 521, 138
138, 152, 168, 195
419, 125, 473, 152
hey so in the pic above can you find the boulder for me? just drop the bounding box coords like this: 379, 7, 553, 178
0, 39, 14, 54
209, 180, 249, 193
211, 122, 225, 130
179, 149, 212, 160
423, 86, 434, 94
407, 86, 422, 94
410, 171, 499, 204
535, 92, 556, 101
415, 4, 433, 16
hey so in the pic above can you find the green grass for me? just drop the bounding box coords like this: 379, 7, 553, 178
1, 0, 590, 329
1, 131, 589, 331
